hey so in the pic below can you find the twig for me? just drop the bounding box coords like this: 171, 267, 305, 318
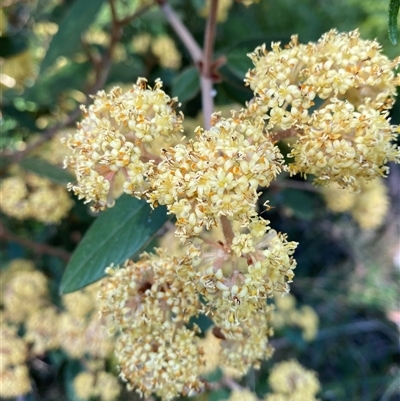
201, 0, 219, 129
0, 224, 71, 262
221, 376, 245, 391
220, 215, 234, 247
157, 1, 203, 63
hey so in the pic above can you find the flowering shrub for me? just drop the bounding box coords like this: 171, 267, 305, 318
61, 28, 399, 400
1, 0, 399, 400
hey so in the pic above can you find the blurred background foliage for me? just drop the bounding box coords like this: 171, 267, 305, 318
0, 0, 399, 400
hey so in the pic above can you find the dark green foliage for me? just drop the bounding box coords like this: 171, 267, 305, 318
39, 0, 107, 73
19, 157, 74, 185
388, 0, 400, 44
60, 196, 169, 293
172, 66, 200, 103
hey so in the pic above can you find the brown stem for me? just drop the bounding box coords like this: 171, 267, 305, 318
157, 1, 203, 63
0, 224, 71, 262
220, 215, 234, 247
273, 127, 300, 142
201, 0, 219, 129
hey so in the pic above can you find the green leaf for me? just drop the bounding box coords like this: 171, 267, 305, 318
217, 64, 253, 105
60, 195, 169, 294
208, 389, 230, 401
39, 0, 106, 73
388, 0, 400, 45
19, 157, 74, 185
63, 360, 85, 401
25, 62, 90, 106
0, 35, 28, 58
2, 105, 39, 132
281, 187, 318, 220
226, 46, 254, 79
172, 66, 200, 103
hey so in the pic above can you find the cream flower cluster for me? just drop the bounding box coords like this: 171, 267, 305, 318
186, 218, 297, 325
272, 293, 319, 341
288, 100, 399, 189
0, 171, 73, 224
148, 112, 284, 239
99, 251, 204, 400
73, 371, 121, 401
0, 260, 120, 401
322, 177, 389, 229
0, 327, 31, 398
64, 78, 183, 211
265, 360, 321, 401
246, 29, 400, 190
65, 29, 400, 401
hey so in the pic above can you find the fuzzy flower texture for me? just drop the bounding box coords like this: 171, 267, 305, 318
65, 30, 399, 401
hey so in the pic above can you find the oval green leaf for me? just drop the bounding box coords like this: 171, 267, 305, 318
19, 157, 74, 185
171, 66, 200, 103
39, 0, 106, 73
388, 0, 400, 45
60, 195, 169, 294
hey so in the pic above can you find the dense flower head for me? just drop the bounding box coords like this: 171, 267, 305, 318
147, 112, 284, 239
2, 270, 49, 323
0, 170, 73, 224
322, 177, 389, 229
227, 389, 259, 401
245, 30, 400, 190
73, 370, 121, 401
246, 29, 400, 130
272, 294, 319, 342
151, 35, 182, 69
350, 177, 389, 229
0, 326, 28, 368
267, 360, 320, 400
115, 322, 204, 400
99, 251, 204, 399
200, 0, 234, 22
58, 283, 113, 360
0, 326, 31, 398
64, 78, 183, 211
217, 309, 275, 374
25, 307, 60, 354
0, 365, 31, 398
182, 217, 297, 328
0, 259, 35, 295
99, 250, 201, 331
288, 100, 399, 189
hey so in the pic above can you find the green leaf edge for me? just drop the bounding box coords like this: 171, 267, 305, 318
171, 66, 200, 103
39, 0, 106, 73
60, 195, 168, 294
388, 0, 400, 45
19, 157, 74, 185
